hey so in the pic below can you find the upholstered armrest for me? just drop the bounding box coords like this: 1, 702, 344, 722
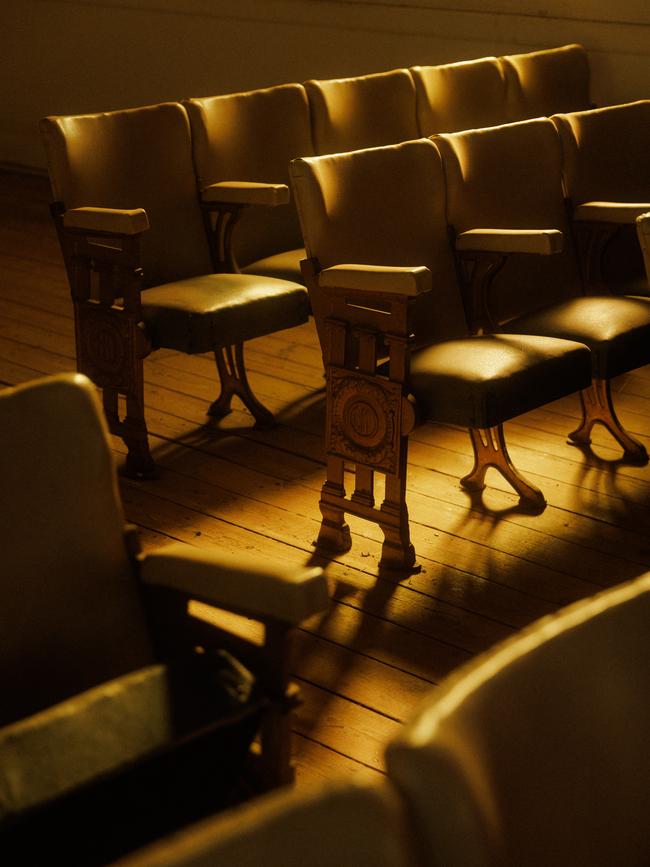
139, 543, 328, 625
202, 181, 289, 207
63, 206, 149, 235
319, 264, 432, 296
456, 228, 563, 255
574, 201, 650, 224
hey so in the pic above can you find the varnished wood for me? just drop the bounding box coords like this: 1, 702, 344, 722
3, 170, 650, 793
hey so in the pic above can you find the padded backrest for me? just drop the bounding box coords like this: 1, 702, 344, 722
0, 374, 154, 726
552, 100, 650, 205
434, 118, 582, 320
116, 778, 412, 867
411, 57, 509, 136
305, 69, 419, 155
185, 84, 314, 267
386, 573, 650, 867
502, 43, 591, 121
290, 138, 468, 344
40, 102, 213, 287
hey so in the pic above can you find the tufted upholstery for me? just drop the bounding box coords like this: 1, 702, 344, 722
411, 57, 508, 137
304, 68, 419, 155
502, 43, 591, 121
185, 84, 314, 279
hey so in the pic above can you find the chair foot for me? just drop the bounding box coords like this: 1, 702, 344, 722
462, 426, 546, 511
122, 440, 157, 479
317, 496, 352, 553
569, 379, 648, 464
211, 343, 275, 428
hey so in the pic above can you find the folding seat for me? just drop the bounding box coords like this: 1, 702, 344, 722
40, 102, 310, 478
386, 572, 650, 867
113, 778, 412, 867
304, 68, 419, 155
501, 43, 591, 120
0, 373, 328, 865
290, 139, 591, 571
410, 56, 509, 137
434, 117, 650, 463
551, 100, 650, 294
184, 83, 315, 286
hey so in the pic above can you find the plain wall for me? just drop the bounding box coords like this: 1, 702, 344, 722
1, 0, 649, 170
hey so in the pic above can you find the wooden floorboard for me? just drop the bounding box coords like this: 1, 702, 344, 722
2, 169, 650, 788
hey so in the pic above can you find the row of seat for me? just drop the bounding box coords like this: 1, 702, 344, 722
115, 572, 650, 867
288, 107, 650, 570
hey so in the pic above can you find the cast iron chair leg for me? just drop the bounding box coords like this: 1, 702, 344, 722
569, 378, 648, 463
461, 425, 546, 511
209, 342, 274, 428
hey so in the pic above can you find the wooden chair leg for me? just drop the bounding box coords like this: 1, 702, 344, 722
379, 460, 416, 572
100, 381, 155, 479
317, 457, 352, 553
569, 378, 648, 463
259, 622, 299, 788
461, 425, 546, 511
209, 343, 274, 429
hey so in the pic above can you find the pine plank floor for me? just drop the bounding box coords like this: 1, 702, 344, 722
2, 169, 650, 789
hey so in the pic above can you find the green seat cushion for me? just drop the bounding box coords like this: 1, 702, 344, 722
504, 296, 650, 379
242, 248, 306, 284
141, 272, 309, 353
408, 333, 591, 429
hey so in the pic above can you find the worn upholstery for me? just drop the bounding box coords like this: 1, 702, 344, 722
185, 84, 314, 279
40, 101, 309, 382
387, 572, 650, 867
411, 57, 508, 137
304, 69, 419, 155
291, 138, 591, 425
436, 118, 650, 378
114, 778, 411, 867
502, 43, 591, 121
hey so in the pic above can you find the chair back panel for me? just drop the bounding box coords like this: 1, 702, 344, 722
412, 58, 508, 137
305, 69, 419, 156
290, 138, 468, 344
40, 102, 212, 287
434, 118, 582, 322
502, 43, 591, 121
387, 574, 650, 867
185, 84, 314, 268
552, 100, 650, 205
0, 374, 154, 726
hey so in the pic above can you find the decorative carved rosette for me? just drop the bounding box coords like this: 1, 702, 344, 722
76, 304, 135, 391
326, 367, 404, 474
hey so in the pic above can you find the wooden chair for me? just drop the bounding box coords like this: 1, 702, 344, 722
411, 56, 509, 137
290, 138, 591, 571
39, 102, 310, 478
387, 572, 650, 867
0, 372, 328, 866
184, 83, 315, 286
551, 100, 650, 294
113, 778, 412, 867
304, 68, 419, 155
434, 117, 650, 463
501, 43, 592, 121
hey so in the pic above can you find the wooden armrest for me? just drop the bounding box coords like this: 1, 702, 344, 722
319, 264, 432, 297
574, 202, 650, 225
63, 206, 149, 235
139, 543, 328, 625
202, 181, 289, 207
456, 229, 563, 255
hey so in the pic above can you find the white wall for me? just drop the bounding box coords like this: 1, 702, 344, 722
1, 0, 649, 169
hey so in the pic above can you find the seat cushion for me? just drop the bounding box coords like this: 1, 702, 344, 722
408, 334, 591, 429
242, 248, 305, 284
504, 296, 650, 379
141, 272, 309, 353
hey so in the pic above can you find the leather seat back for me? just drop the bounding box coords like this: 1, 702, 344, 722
40, 102, 212, 287
0, 375, 154, 726
411, 57, 508, 136
305, 69, 419, 156
502, 43, 591, 121
185, 83, 314, 268
291, 138, 468, 344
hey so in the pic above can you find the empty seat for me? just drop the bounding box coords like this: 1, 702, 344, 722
502, 43, 591, 120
